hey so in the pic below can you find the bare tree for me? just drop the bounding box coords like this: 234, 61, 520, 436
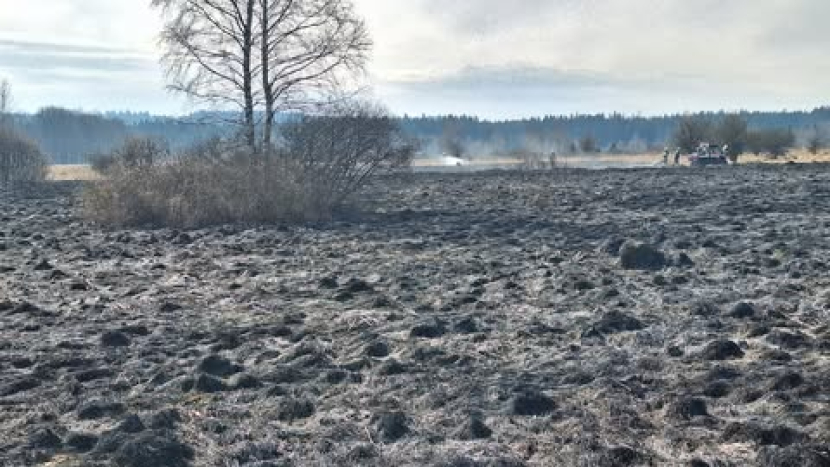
258, 0, 370, 149
152, 0, 370, 152
0, 79, 11, 127
153, 0, 259, 149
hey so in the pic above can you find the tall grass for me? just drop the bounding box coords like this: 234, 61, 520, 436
83, 156, 333, 228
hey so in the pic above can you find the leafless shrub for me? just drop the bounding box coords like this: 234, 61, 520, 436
716, 114, 748, 160
83, 156, 320, 228
673, 115, 713, 153
89, 152, 119, 174
83, 102, 413, 228
0, 126, 48, 188
89, 136, 170, 174
579, 134, 599, 153
747, 128, 796, 158
115, 136, 169, 167
182, 136, 234, 162
808, 136, 824, 155
277, 102, 417, 208
806, 125, 826, 155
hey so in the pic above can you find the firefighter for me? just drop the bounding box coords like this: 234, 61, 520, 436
674, 148, 682, 165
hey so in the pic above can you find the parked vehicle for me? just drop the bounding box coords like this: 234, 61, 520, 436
688, 143, 729, 167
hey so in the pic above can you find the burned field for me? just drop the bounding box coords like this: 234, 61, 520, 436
2, 165, 830, 466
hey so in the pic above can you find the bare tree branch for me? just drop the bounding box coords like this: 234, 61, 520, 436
152, 0, 370, 152
154, 0, 259, 149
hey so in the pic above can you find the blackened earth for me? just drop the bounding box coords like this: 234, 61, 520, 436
2, 165, 830, 466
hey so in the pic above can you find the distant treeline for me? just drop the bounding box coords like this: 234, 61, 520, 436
10, 108, 228, 164
401, 108, 830, 156
8, 106, 830, 164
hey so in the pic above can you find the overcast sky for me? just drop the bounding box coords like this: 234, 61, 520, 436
0, 0, 827, 118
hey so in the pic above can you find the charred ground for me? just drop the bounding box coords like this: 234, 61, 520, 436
1, 165, 830, 466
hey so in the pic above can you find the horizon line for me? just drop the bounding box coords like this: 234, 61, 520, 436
8, 104, 830, 123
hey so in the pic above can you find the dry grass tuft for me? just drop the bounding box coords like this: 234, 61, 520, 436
82, 157, 332, 228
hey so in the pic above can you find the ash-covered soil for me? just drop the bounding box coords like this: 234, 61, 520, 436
2, 166, 830, 467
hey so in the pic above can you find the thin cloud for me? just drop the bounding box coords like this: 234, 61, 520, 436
376, 63, 820, 119
0, 39, 139, 56
0, 0, 827, 115
0, 38, 156, 75
364, 0, 830, 115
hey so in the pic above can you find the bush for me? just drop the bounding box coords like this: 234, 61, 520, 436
83, 104, 415, 228
806, 126, 826, 155
716, 114, 748, 160
0, 126, 48, 187
277, 104, 416, 208
808, 136, 824, 155
83, 156, 322, 227
747, 128, 796, 158
673, 116, 713, 153
579, 135, 599, 154
89, 136, 169, 174
182, 136, 233, 162
116, 136, 169, 167
89, 152, 119, 174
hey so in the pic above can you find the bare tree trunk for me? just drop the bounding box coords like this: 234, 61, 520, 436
0, 79, 11, 128
260, 0, 273, 151
242, 0, 257, 153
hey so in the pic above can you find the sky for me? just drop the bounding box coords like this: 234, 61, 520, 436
0, 0, 828, 118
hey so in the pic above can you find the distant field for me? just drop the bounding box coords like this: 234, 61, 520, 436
47, 150, 830, 181
741, 149, 830, 164
48, 164, 99, 181
428, 150, 830, 169
549, 150, 830, 167
558, 150, 830, 166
